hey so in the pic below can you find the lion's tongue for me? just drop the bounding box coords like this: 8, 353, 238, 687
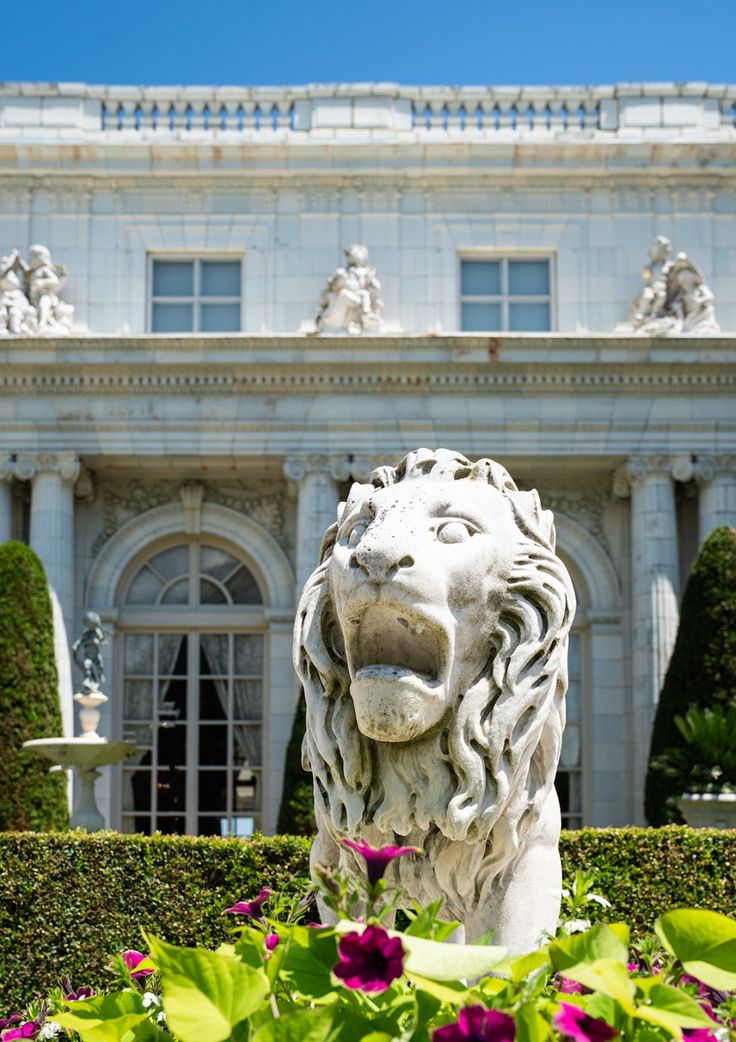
355, 605, 439, 680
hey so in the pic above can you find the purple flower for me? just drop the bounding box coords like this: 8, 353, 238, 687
554, 1003, 618, 1042
341, 838, 420, 886
225, 887, 273, 921
265, 932, 280, 952
0, 1025, 41, 1041
558, 977, 585, 995
61, 976, 95, 1001
333, 925, 404, 993
0, 1019, 21, 1033
683, 1032, 721, 1042
433, 1006, 516, 1042
110, 950, 155, 980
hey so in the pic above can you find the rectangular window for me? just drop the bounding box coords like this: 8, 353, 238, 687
150, 257, 242, 333
460, 257, 552, 332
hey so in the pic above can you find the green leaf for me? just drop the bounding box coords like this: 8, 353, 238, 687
149, 934, 270, 1042
515, 1001, 553, 1042
55, 991, 149, 1042
636, 982, 716, 1031
407, 972, 468, 1006
280, 924, 341, 998
550, 923, 629, 971
558, 958, 637, 1013
252, 1008, 337, 1042
655, 909, 736, 991
334, 920, 506, 982
510, 946, 552, 982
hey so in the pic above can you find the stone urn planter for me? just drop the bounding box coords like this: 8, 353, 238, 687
678, 791, 736, 829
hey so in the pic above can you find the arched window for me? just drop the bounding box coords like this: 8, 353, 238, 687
117, 540, 265, 838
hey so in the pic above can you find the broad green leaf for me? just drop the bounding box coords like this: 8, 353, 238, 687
559, 958, 637, 1013
280, 923, 341, 998
516, 1001, 552, 1042
407, 971, 469, 1005
359, 1035, 393, 1042
149, 935, 269, 1042
655, 909, 736, 991
334, 920, 506, 982
550, 923, 629, 971
510, 946, 552, 982
55, 991, 149, 1042
130, 1022, 175, 1041
252, 1008, 337, 1042
584, 992, 625, 1029
636, 983, 716, 1031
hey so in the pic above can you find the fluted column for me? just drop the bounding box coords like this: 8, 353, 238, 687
694, 456, 736, 543
283, 456, 341, 598
0, 456, 14, 544
614, 454, 687, 819
16, 452, 80, 641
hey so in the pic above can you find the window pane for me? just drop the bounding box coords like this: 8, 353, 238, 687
152, 302, 194, 333
149, 546, 189, 582
201, 261, 241, 297
461, 301, 501, 331
508, 302, 550, 331
508, 260, 549, 296
227, 567, 262, 604
199, 678, 228, 720
461, 260, 500, 296
124, 634, 154, 674
234, 767, 259, 810
201, 546, 239, 583
200, 578, 228, 604
200, 724, 228, 765
153, 261, 193, 297
198, 770, 227, 810
233, 725, 261, 766
126, 567, 163, 605
234, 635, 263, 675
123, 768, 151, 811
200, 634, 229, 675
560, 725, 581, 769
200, 302, 240, 332
124, 680, 153, 721
159, 634, 187, 676
233, 679, 262, 718
160, 578, 189, 605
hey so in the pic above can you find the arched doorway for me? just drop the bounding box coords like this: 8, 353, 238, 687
117, 537, 267, 837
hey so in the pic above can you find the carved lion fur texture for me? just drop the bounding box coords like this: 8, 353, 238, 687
294, 448, 576, 951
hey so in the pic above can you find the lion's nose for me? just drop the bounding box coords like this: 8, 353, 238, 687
349, 543, 415, 583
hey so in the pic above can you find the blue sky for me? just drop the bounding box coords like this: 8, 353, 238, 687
8, 0, 736, 86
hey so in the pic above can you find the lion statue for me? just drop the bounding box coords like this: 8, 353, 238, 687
294, 448, 575, 952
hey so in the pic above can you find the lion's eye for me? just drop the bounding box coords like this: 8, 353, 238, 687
437, 520, 474, 544
347, 522, 368, 547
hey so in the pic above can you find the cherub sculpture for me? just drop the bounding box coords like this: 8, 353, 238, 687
27, 244, 74, 334
314, 244, 383, 334
72, 611, 107, 693
629, 235, 719, 335
0, 250, 36, 335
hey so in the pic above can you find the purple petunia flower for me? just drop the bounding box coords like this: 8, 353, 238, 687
341, 838, 420, 886
683, 1032, 721, 1042
554, 1002, 618, 1042
333, 925, 405, 993
0, 1018, 21, 1033
115, 950, 154, 980
61, 976, 95, 1001
225, 887, 273, 921
265, 932, 280, 952
433, 1006, 516, 1042
0, 1025, 40, 1041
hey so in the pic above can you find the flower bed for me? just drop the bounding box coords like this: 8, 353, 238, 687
2, 827, 736, 1010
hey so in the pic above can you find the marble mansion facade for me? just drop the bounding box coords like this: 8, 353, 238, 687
0, 81, 735, 835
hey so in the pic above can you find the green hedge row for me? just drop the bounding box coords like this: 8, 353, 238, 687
2, 827, 736, 1011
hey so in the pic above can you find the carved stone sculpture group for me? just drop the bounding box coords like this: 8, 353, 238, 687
295, 448, 576, 952
628, 235, 719, 336
0, 245, 74, 335
314, 244, 383, 334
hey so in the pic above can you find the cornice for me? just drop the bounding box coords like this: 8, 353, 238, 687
0, 361, 733, 397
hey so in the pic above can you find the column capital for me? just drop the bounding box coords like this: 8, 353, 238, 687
282, 454, 332, 483
283, 454, 377, 484
0, 455, 14, 482
15, 452, 80, 483
612, 454, 693, 498
693, 454, 736, 483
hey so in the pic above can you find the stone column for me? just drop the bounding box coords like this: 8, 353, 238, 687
0, 456, 14, 544
283, 456, 341, 597
614, 454, 688, 821
694, 456, 736, 544
16, 452, 80, 702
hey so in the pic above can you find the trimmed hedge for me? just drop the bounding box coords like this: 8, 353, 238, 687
2, 827, 736, 1010
645, 525, 736, 825
0, 541, 68, 831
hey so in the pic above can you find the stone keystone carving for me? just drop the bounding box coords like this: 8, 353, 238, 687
295, 448, 576, 952
626, 235, 719, 336
0, 245, 74, 336
313, 244, 383, 335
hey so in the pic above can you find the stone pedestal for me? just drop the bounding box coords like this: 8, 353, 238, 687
695, 456, 736, 543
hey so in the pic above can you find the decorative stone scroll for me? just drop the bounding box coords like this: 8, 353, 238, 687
0, 246, 74, 336
626, 235, 719, 336
313, 244, 383, 335
295, 448, 576, 952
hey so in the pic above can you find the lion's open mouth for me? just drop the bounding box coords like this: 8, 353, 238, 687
348, 604, 445, 684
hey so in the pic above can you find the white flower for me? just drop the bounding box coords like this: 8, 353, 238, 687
156, 1011, 168, 1026
39, 1023, 63, 1040
141, 991, 160, 1008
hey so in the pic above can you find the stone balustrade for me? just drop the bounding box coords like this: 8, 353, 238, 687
0, 82, 734, 138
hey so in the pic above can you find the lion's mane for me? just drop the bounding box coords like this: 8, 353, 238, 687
295, 449, 576, 918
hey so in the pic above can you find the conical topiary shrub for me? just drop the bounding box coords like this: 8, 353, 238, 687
645, 525, 736, 824
0, 540, 68, 830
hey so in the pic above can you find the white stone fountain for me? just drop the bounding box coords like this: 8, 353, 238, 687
24, 612, 136, 830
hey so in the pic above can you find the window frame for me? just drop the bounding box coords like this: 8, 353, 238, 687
147, 253, 244, 334
458, 251, 556, 332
